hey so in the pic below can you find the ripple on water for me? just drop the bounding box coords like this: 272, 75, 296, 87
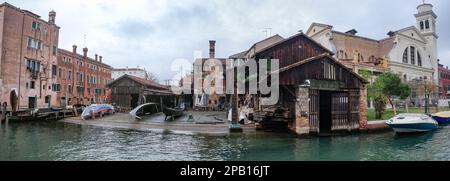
1, 122, 450, 161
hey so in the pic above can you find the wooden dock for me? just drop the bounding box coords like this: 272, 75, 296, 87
1, 108, 76, 123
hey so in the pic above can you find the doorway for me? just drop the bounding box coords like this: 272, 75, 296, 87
319, 91, 332, 134
130, 94, 139, 109
28, 97, 37, 109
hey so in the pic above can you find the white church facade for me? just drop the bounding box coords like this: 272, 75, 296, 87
306, 3, 438, 84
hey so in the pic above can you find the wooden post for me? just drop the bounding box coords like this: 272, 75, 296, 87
160, 96, 163, 112
230, 61, 242, 132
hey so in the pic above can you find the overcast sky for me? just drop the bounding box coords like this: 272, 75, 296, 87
6, 0, 450, 82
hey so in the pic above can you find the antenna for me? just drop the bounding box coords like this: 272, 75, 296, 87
262, 28, 272, 38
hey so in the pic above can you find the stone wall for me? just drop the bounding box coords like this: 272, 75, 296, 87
294, 87, 310, 135
359, 85, 368, 130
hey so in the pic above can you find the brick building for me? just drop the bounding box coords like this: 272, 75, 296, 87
193, 40, 227, 110
57, 46, 113, 106
0, 2, 60, 109
438, 61, 450, 99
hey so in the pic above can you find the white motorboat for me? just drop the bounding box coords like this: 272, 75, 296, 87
386, 113, 438, 133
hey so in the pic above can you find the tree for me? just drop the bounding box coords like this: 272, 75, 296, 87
146, 72, 159, 82
409, 79, 439, 113
371, 72, 411, 116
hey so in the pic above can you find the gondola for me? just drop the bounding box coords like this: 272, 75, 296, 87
163, 106, 184, 121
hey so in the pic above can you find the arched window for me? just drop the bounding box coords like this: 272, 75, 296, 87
425, 20, 430, 29
417, 51, 422, 67
420, 21, 424, 30
410, 46, 415, 65
344, 53, 348, 59
402, 48, 408, 63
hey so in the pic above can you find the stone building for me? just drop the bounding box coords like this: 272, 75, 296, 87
306, 3, 439, 84
57, 46, 113, 106
0, 2, 60, 109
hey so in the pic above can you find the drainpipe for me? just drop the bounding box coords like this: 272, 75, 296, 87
18, 12, 26, 110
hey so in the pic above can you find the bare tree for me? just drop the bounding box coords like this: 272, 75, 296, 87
146, 71, 159, 82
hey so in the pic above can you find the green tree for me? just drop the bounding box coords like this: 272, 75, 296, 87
371, 72, 411, 116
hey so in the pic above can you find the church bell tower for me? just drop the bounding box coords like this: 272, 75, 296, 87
415, 2, 438, 82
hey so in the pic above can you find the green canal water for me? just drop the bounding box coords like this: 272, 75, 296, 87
1, 121, 450, 161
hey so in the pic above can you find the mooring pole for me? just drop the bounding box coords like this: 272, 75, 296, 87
230, 60, 242, 132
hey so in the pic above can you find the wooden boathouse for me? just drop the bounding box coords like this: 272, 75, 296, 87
253, 33, 368, 135
108, 74, 176, 111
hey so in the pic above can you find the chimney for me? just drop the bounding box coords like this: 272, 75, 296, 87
387, 31, 395, 37
49, 10, 56, 25
99, 56, 103, 63
95, 54, 98, 61
83, 47, 88, 58
72, 45, 77, 54
209, 40, 216, 59
345, 29, 358, 35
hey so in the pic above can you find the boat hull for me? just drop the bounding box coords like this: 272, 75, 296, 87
387, 123, 438, 133
81, 104, 114, 120
432, 116, 450, 125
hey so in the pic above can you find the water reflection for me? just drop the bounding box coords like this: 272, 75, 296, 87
1, 122, 450, 161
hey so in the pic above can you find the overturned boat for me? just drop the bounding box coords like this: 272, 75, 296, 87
129, 103, 159, 120
386, 113, 438, 133
81, 104, 115, 120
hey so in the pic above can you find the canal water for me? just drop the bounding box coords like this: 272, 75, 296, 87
1, 121, 450, 161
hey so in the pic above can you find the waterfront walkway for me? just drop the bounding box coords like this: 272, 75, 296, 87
62, 111, 256, 135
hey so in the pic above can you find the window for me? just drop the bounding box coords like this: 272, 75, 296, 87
425, 20, 430, 29
68, 85, 73, 93
45, 96, 50, 104
52, 46, 57, 56
26, 59, 40, 73
418, 52, 422, 67
31, 21, 40, 30
58, 68, 62, 78
52, 65, 57, 76
30, 81, 35, 89
68, 71, 72, 80
420, 21, 424, 30
402, 48, 408, 63
52, 84, 61, 92
410, 46, 415, 65
27, 37, 42, 50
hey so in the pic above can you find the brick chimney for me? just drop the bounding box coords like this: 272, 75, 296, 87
49, 10, 56, 25
209, 40, 216, 59
72, 45, 77, 54
83, 47, 88, 58
99, 56, 103, 63
95, 54, 98, 61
